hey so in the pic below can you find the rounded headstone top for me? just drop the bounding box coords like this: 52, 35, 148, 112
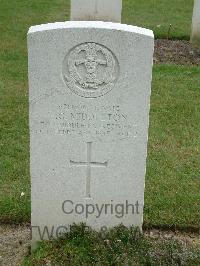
28, 21, 154, 38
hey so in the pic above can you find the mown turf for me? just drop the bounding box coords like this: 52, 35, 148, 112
145, 65, 200, 230
123, 0, 194, 40
0, 1, 199, 228
24, 225, 200, 265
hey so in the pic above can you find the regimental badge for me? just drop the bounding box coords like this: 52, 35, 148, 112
63, 42, 119, 98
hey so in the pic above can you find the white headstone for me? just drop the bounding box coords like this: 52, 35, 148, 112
191, 0, 200, 46
28, 8, 154, 250
71, 0, 122, 22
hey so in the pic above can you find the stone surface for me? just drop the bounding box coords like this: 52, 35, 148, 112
191, 0, 200, 46
28, 21, 154, 248
71, 0, 122, 22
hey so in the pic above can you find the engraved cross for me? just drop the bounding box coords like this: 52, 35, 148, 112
70, 142, 108, 198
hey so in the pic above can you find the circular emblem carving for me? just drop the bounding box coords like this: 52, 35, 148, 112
62, 42, 119, 98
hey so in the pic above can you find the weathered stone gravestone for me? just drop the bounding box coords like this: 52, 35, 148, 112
191, 0, 200, 46
71, 0, 122, 22
28, 0, 154, 248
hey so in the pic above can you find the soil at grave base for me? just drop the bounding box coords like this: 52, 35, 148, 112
0, 224, 30, 266
154, 39, 200, 65
0, 224, 199, 266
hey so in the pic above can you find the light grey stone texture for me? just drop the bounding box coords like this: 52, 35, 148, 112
71, 0, 122, 22
28, 21, 154, 247
191, 0, 200, 46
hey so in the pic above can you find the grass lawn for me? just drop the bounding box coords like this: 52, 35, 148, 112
145, 65, 200, 230
0, 0, 199, 229
123, 0, 194, 40
24, 225, 200, 265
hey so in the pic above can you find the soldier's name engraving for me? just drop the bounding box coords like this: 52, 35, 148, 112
56, 104, 135, 140
31, 104, 137, 141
